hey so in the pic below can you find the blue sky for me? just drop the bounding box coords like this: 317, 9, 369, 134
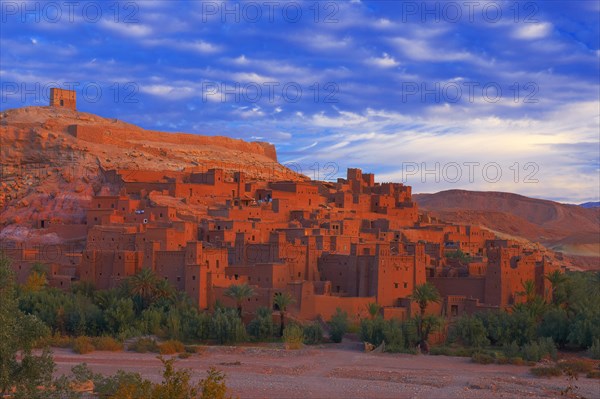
1, 0, 599, 203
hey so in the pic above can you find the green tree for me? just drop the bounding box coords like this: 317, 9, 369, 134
517, 280, 537, 304
409, 283, 441, 349
449, 315, 489, 348
545, 270, 567, 305
247, 307, 275, 340
328, 308, 349, 343
128, 268, 164, 310
273, 291, 295, 337
223, 283, 256, 318
0, 253, 54, 398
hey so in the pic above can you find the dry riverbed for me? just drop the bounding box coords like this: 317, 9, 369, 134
51, 344, 600, 399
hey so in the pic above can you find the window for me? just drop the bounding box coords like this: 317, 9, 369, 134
394, 283, 399, 288
451, 305, 458, 316
403, 282, 408, 289
192, 275, 196, 281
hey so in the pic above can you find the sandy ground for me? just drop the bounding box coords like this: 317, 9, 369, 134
51, 343, 600, 399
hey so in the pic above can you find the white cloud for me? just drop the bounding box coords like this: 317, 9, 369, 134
368, 52, 399, 68
99, 20, 153, 38
513, 23, 553, 40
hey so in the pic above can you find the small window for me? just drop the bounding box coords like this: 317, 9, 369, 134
403, 282, 408, 289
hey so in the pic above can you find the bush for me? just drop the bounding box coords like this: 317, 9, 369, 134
129, 337, 159, 353
92, 336, 123, 351
247, 307, 274, 340
588, 338, 600, 359
72, 336, 95, 354
283, 324, 304, 350
159, 340, 185, 355
383, 319, 405, 352
502, 341, 520, 359
471, 352, 495, 365
587, 370, 600, 379
303, 322, 323, 345
531, 366, 562, 377
211, 308, 247, 344
34, 333, 73, 349
557, 360, 594, 375
328, 308, 348, 343
449, 315, 489, 348
359, 317, 386, 346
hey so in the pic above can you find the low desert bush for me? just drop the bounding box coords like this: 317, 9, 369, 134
158, 340, 185, 355
586, 370, 600, 379
530, 366, 562, 377
34, 333, 73, 349
471, 352, 495, 365
129, 337, 159, 353
303, 322, 323, 345
92, 336, 123, 351
328, 308, 348, 343
588, 339, 600, 360
557, 360, 593, 375
283, 324, 304, 350
72, 336, 95, 354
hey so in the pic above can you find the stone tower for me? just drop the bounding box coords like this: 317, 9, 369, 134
49, 88, 76, 110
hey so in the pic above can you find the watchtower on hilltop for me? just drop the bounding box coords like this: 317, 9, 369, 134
49, 88, 76, 110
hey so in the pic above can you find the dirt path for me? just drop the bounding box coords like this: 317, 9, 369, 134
52, 345, 600, 399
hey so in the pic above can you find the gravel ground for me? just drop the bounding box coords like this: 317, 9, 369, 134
51, 344, 600, 399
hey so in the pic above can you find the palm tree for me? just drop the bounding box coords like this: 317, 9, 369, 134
155, 278, 175, 303
410, 283, 441, 350
224, 283, 256, 318
545, 270, 567, 305
129, 268, 161, 309
410, 283, 441, 318
273, 291, 296, 336
517, 280, 537, 304
366, 302, 382, 319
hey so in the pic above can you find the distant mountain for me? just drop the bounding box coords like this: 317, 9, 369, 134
579, 202, 600, 208
413, 190, 600, 270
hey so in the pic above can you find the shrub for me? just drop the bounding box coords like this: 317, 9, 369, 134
383, 319, 405, 352
586, 370, 600, 379
159, 339, 185, 355
34, 333, 73, 349
471, 352, 495, 364
72, 336, 95, 354
129, 337, 159, 353
199, 367, 229, 399
449, 315, 489, 348
588, 338, 600, 359
510, 357, 526, 366
303, 322, 323, 345
211, 307, 247, 344
359, 317, 386, 346
557, 360, 593, 375
92, 336, 123, 351
328, 308, 348, 343
429, 346, 452, 356
502, 341, 520, 359
283, 324, 304, 350
178, 352, 191, 359
531, 366, 562, 377
247, 307, 274, 340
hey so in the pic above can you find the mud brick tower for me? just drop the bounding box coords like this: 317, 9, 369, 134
49, 88, 76, 110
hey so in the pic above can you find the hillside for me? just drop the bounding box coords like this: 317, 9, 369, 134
0, 106, 303, 244
414, 190, 600, 268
